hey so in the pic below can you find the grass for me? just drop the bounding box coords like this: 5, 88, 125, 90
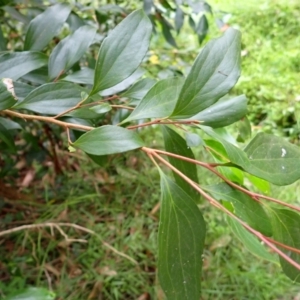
1, 0, 300, 299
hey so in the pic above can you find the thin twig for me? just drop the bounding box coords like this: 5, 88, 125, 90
2, 110, 94, 131
0, 222, 138, 265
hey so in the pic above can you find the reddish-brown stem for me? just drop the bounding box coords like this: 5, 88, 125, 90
264, 237, 300, 255
145, 149, 300, 271
143, 147, 300, 213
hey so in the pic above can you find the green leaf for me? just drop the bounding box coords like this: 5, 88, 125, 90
270, 209, 300, 282
2, 6, 29, 24
162, 126, 199, 203
227, 218, 277, 264
100, 68, 145, 97
191, 95, 248, 127
0, 52, 48, 80
67, 12, 86, 32
13, 81, 34, 101
196, 14, 208, 44
48, 25, 97, 80
158, 172, 205, 300
204, 183, 272, 236
171, 28, 241, 118
91, 9, 152, 94
0, 78, 17, 110
0, 117, 22, 130
201, 126, 250, 168
89, 103, 111, 114
185, 132, 204, 148
14, 82, 83, 115
72, 125, 144, 155
6, 287, 56, 300
244, 133, 300, 185
0, 122, 15, 152
236, 116, 251, 142
21, 66, 48, 85
175, 6, 184, 33
63, 68, 94, 85
24, 3, 71, 51
143, 0, 153, 15
122, 78, 156, 105
0, 25, 7, 51
160, 16, 177, 48
126, 77, 184, 121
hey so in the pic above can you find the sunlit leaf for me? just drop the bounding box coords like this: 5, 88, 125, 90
158, 171, 205, 299
171, 28, 241, 118
72, 125, 144, 155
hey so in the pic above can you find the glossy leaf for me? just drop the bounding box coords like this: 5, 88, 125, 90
270, 209, 300, 282
191, 95, 247, 127
100, 68, 145, 97
0, 122, 15, 152
126, 77, 184, 121
0, 52, 48, 80
162, 126, 199, 202
24, 4, 71, 51
244, 133, 300, 185
227, 218, 277, 264
72, 125, 144, 155
91, 9, 152, 94
205, 183, 272, 236
6, 287, 55, 300
236, 116, 251, 142
67, 12, 86, 32
171, 28, 241, 118
49, 25, 97, 80
63, 68, 94, 85
158, 172, 205, 300
122, 78, 156, 105
0, 79, 17, 110
14, 82, 83, 115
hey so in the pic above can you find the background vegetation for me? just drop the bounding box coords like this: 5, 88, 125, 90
0, 0, 299, 299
